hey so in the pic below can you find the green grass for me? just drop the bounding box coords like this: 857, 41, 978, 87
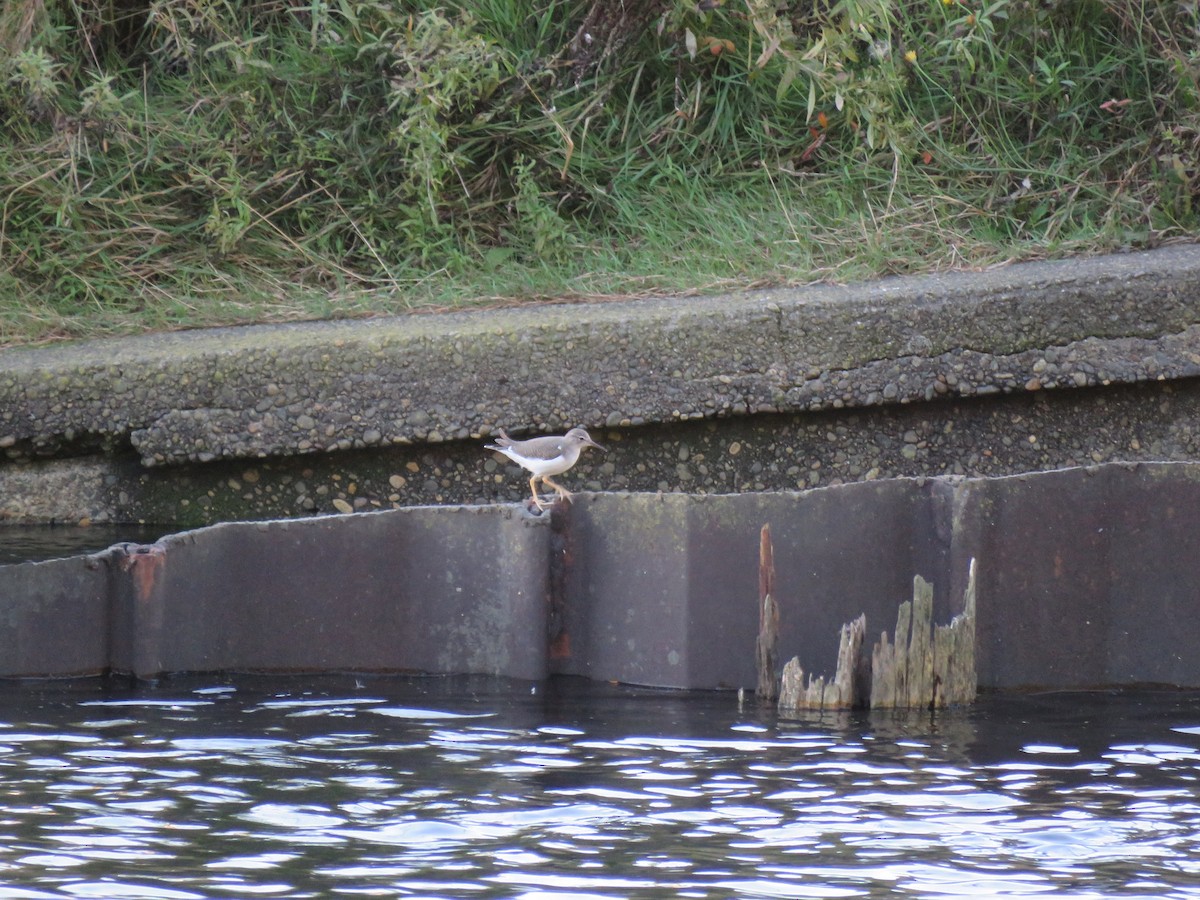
1, 0, 1198, 347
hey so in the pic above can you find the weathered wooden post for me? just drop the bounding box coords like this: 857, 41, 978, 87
932, 557, 977, 707
778, 558, 978, 712
779, 614, 866, 710
871, 560, 977, 709
871, 576, 932, 708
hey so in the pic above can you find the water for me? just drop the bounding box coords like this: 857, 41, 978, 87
1, 676, 1199, 899
0, 525, 170, 566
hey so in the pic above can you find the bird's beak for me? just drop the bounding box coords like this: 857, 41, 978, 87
587, 438, 607, 452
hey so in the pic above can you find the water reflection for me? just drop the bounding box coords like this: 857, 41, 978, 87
0, 676, 1198, 898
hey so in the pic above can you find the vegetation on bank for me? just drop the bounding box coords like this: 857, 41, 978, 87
1, 0, 1198, 346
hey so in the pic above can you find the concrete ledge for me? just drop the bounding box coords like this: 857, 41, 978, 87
3, 246, 1200, 469
4, 463, 1200, 690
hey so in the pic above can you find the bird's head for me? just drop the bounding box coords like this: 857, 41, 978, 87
566, 427, 606, 452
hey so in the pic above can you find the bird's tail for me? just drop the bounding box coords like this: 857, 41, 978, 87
484, 427, 512, 451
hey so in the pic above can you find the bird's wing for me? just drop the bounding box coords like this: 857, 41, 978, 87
510, 436, 566, 460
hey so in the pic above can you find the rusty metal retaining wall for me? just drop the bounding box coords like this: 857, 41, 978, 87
3, 462, 1200, 690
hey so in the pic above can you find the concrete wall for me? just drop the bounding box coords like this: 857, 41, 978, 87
6, 247, 1200, 469
4, 462, 1199, 691
4, 246, 1200, 527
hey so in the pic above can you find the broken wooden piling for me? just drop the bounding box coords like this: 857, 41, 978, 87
778, 614, 865, 710
932, 557, 977, 707
871, 575, 934, 709
775, 558, 978, 712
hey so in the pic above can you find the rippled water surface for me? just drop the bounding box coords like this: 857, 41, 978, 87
2, 676, 1199, 899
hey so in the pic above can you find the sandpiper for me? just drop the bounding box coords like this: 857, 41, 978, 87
485, 427, 606, 510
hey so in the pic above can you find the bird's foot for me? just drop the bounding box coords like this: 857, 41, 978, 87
527, 492, 570, 514
548, 486, 573, 505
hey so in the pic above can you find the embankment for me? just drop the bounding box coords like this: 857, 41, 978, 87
3, 246, 1200, 690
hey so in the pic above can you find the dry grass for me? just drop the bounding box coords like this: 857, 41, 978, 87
1, 0, 1198, 347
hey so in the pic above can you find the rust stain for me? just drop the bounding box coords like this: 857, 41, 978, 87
759, 523, 775, 605
547, 501, 574, 663
119, 544, 167, 601
549, 631, 571, 659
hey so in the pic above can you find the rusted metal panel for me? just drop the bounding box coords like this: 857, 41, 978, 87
3, 463, 1200, 689
963, 463, 1200, 689
553, 465, 1200, 692
1103, 464, 1200, 685
553, 483, 954, 690
955, 469, 1112, 689
0, 557, 110, 676
2, 505, 550, 680
135, 506, 551, 680
551, 494, 695, 686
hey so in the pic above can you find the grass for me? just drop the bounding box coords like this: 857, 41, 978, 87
1, 0, 1198, 347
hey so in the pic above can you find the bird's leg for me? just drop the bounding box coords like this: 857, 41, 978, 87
541, 475, 573, 504
528, 475, 547, 510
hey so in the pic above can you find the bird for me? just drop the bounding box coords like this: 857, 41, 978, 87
485, 427, 606, 510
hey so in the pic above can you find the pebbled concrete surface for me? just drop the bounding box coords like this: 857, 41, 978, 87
3, 245, 1200, 525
